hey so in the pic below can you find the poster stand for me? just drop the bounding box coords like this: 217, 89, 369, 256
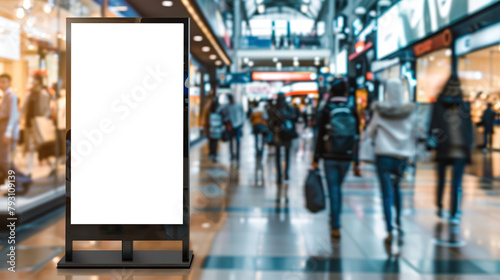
57, 18, 193, 269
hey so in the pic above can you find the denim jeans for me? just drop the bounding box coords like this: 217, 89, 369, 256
254, 133, 264, 157
375, 156, 408, 232
275, 145, 291, 182
229, 126, 242, 160
209, 138, 218, 158
437, 159, 466, 218
323, 160, 350, 230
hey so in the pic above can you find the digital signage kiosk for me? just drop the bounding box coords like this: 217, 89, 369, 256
57, 18, 192, 268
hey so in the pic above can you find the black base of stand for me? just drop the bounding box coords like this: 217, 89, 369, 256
57, 250, 193, 268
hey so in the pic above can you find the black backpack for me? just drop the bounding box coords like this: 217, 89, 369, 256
323, 102, 358, 158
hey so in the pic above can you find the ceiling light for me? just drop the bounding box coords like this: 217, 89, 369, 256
378, 0, 392, 7
243, 57, 249, 63
43, 3, 52, 13
314, 56, 319, 61
256, 0, 264, 4
257, 4, 265, 14
273, 57, 278, 62
162, 1, 173, 7
445, 49, 452, 56
368, 10, 377, 17
28, 44, 35, 50
300, 4, 308, 14
193, 35, 203, 42
215, 60, 222, 66
293, 56, 298, 61
276, 62, 282, 70
314, 60, 320, 66
355, 7, 366, 15
16, 8, 25, 19
202, 46, 210, 52
248, 61, 254, 67
209, 54, 217, 60
429, 56, 435, 61
23, 0, 32, 10
294, 61, 299, 67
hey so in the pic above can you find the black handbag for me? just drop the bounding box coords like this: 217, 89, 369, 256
304, 169, 326, 213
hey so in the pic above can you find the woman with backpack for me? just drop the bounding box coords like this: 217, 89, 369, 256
312, 77, 360, 239
202, 96, 223, 162
428, 75, 473, 224
365, 78, 416, 244
269, 93, 298, 183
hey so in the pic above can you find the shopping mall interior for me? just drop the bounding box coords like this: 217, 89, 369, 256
1, 0, 500, 279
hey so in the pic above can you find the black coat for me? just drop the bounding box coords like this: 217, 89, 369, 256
429, 96, 474, 164
481, 107, 496, 134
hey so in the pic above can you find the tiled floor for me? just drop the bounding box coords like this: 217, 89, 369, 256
1, 124, 500, 279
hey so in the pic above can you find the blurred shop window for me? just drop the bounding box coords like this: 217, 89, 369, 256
416, 48, 452, 103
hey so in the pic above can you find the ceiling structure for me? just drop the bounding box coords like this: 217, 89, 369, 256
244, 0, 324, 19
126, 0, 231, 68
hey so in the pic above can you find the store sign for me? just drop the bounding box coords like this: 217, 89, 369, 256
413, 29, 452, 56
0, 16, 21, 60
455, 22, 500, 56
252, 72, 317, 81
349, 42, 373, 61
377, 0, 498, 59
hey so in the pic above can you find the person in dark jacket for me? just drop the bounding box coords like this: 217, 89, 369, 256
312, 77, 360, 239
428, 75, 474, 224
268, 93, 298, 183
481, 103, 496, 152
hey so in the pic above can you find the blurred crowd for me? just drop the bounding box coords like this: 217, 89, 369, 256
201, 74, 497, 244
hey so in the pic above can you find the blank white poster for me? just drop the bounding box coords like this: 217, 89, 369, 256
70, 23, 184, 224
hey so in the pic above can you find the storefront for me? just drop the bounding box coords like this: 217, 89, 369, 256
456, 21, 500, 149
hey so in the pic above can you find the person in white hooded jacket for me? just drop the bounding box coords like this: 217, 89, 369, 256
365, 78, 417, 244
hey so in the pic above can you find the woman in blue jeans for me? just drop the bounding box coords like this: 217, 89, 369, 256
365, 78, 416, 244
428, 75, 473, 224
312, 78, 360, 239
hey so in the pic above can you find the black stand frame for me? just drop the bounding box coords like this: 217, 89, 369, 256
58, 17, 193, 269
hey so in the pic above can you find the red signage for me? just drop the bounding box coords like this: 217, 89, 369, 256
348, 41, 373, 61
413, 29, 452, 57
252, 72, 316, 81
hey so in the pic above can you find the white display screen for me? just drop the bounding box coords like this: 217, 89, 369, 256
70, 23, 185, 225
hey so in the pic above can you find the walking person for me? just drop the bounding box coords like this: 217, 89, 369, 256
21, 74, 51, 177
269, 93, 298, 183
365, 78, 417, 244
205, 96, 223, 162
312, 77, 360, 239
221, 94, 245, 162
428, 75, 474, 224
480, 103, 496, 152
250, 102, 268, 158
0, 73, 20, 186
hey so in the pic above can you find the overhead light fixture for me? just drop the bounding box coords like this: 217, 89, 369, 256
314, 56, 319, 61
445, 49, 452, 56
354, 7, 366, 15
209, 54, 217, 60
248, 61, 254, 67
257, 4, 265, 14
368, 10, 377, 17
293, 56, 298, 61
193, 35, 203, 42
181, 0, 231, 65
202, 46, 210, 52
256, 0, 264, 4
273, 57, 278, 62
243, 57, 249, 63
43, 3, 52, 13
300, 4, 308, 14
378, 0, 392, 7
23, 0, 32, 10
28, 44, 35, 50
294, 61, 299, 67
276, 62, 282, 71
16, 8, 25, 19
162, 1, 173, 7
215, 60, 222, 66
314, 60, 320, 66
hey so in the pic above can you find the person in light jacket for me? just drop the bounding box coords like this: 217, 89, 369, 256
428, 75, 473, 224
365, 78, 416, 244
0, 73, 20, 184
220, 94, 245, 161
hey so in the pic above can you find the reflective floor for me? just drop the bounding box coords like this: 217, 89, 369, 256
1, 125, 500, 279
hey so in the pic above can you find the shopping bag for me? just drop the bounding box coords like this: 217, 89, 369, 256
31, 116, 56, 147
304, 169, 326, 213
359, 136, 375, 163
